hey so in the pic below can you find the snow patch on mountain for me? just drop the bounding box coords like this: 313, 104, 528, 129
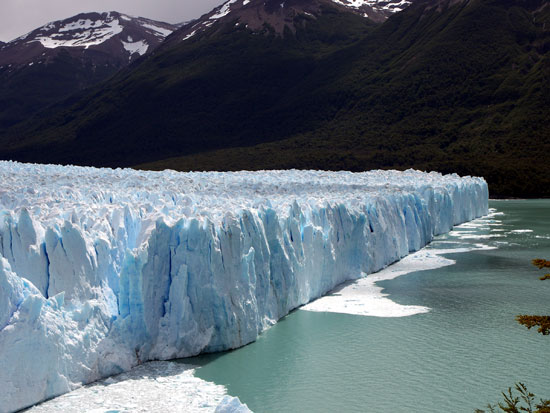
33, 18, 124, 49
211, 0, 240, 20
182, 30, 199, 41
332, 0, 412, 12
58, 18, 106, 32
141, 23, 174, 37
122, 39, 149, 57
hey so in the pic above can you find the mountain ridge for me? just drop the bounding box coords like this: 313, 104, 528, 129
171, 0, 413, 43
1, 11, 176, 67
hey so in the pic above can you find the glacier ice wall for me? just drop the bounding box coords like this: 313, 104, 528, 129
0, 162, 488, 412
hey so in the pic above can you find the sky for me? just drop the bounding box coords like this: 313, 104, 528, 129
0, 0, 224, 42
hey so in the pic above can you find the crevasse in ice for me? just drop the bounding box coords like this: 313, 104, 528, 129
0, 162, 488, 412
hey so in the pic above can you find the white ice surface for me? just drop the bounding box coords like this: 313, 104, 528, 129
25, 361, 250, 413
0, 162, 488, 412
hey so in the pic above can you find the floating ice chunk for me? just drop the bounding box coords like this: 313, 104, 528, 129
215, 396, 252, 413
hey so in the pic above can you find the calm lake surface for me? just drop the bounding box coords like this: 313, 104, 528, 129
188, 200, 550, 412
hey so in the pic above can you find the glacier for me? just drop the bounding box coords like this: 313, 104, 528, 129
0, 161, 488, 412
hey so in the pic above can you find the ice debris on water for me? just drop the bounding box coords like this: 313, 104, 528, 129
24, 361, 251, 413
0, 161, 488, 412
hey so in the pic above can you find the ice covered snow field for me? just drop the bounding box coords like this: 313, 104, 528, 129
0, 162, 488, 412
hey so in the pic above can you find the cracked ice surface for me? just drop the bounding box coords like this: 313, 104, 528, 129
0, 161, 488, 412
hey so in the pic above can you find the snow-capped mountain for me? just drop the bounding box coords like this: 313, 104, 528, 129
0, 12, 177, 130
0, 11, 177, 69
176, 0, 412, 41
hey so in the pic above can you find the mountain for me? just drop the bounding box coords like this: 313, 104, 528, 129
174, 0, 403, 41
0, 0, 548, 197
170, 0, 416, 45
0, 1, 377, 161
0, 12, 177, 129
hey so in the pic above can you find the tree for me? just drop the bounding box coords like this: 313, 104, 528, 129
516, 259, 550, 335
475, 383, 550, 413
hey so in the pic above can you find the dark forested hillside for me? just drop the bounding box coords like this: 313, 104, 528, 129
0, 0, 548, 197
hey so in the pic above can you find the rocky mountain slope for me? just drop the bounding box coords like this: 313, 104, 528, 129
171, 0, 415, 44
0, 0, 413, 132
176, 0, 388, 40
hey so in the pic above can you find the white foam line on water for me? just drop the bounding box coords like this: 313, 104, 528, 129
25, 361, 248, 413
429, 240, 466, 245
301, 241, 496, 318
453, 234, 506, 240
456, 222, 490, 229
509, 229, 534, 233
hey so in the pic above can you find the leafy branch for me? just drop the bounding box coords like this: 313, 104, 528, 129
516, 259, 550, 335
475, 383, 550, 413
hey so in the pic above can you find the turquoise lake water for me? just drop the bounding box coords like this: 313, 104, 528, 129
188, 200, 550, 412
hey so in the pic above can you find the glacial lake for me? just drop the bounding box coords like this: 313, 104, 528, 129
188, 200, 550, 412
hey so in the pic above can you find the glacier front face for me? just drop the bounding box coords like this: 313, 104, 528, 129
0, 162, 488, 412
